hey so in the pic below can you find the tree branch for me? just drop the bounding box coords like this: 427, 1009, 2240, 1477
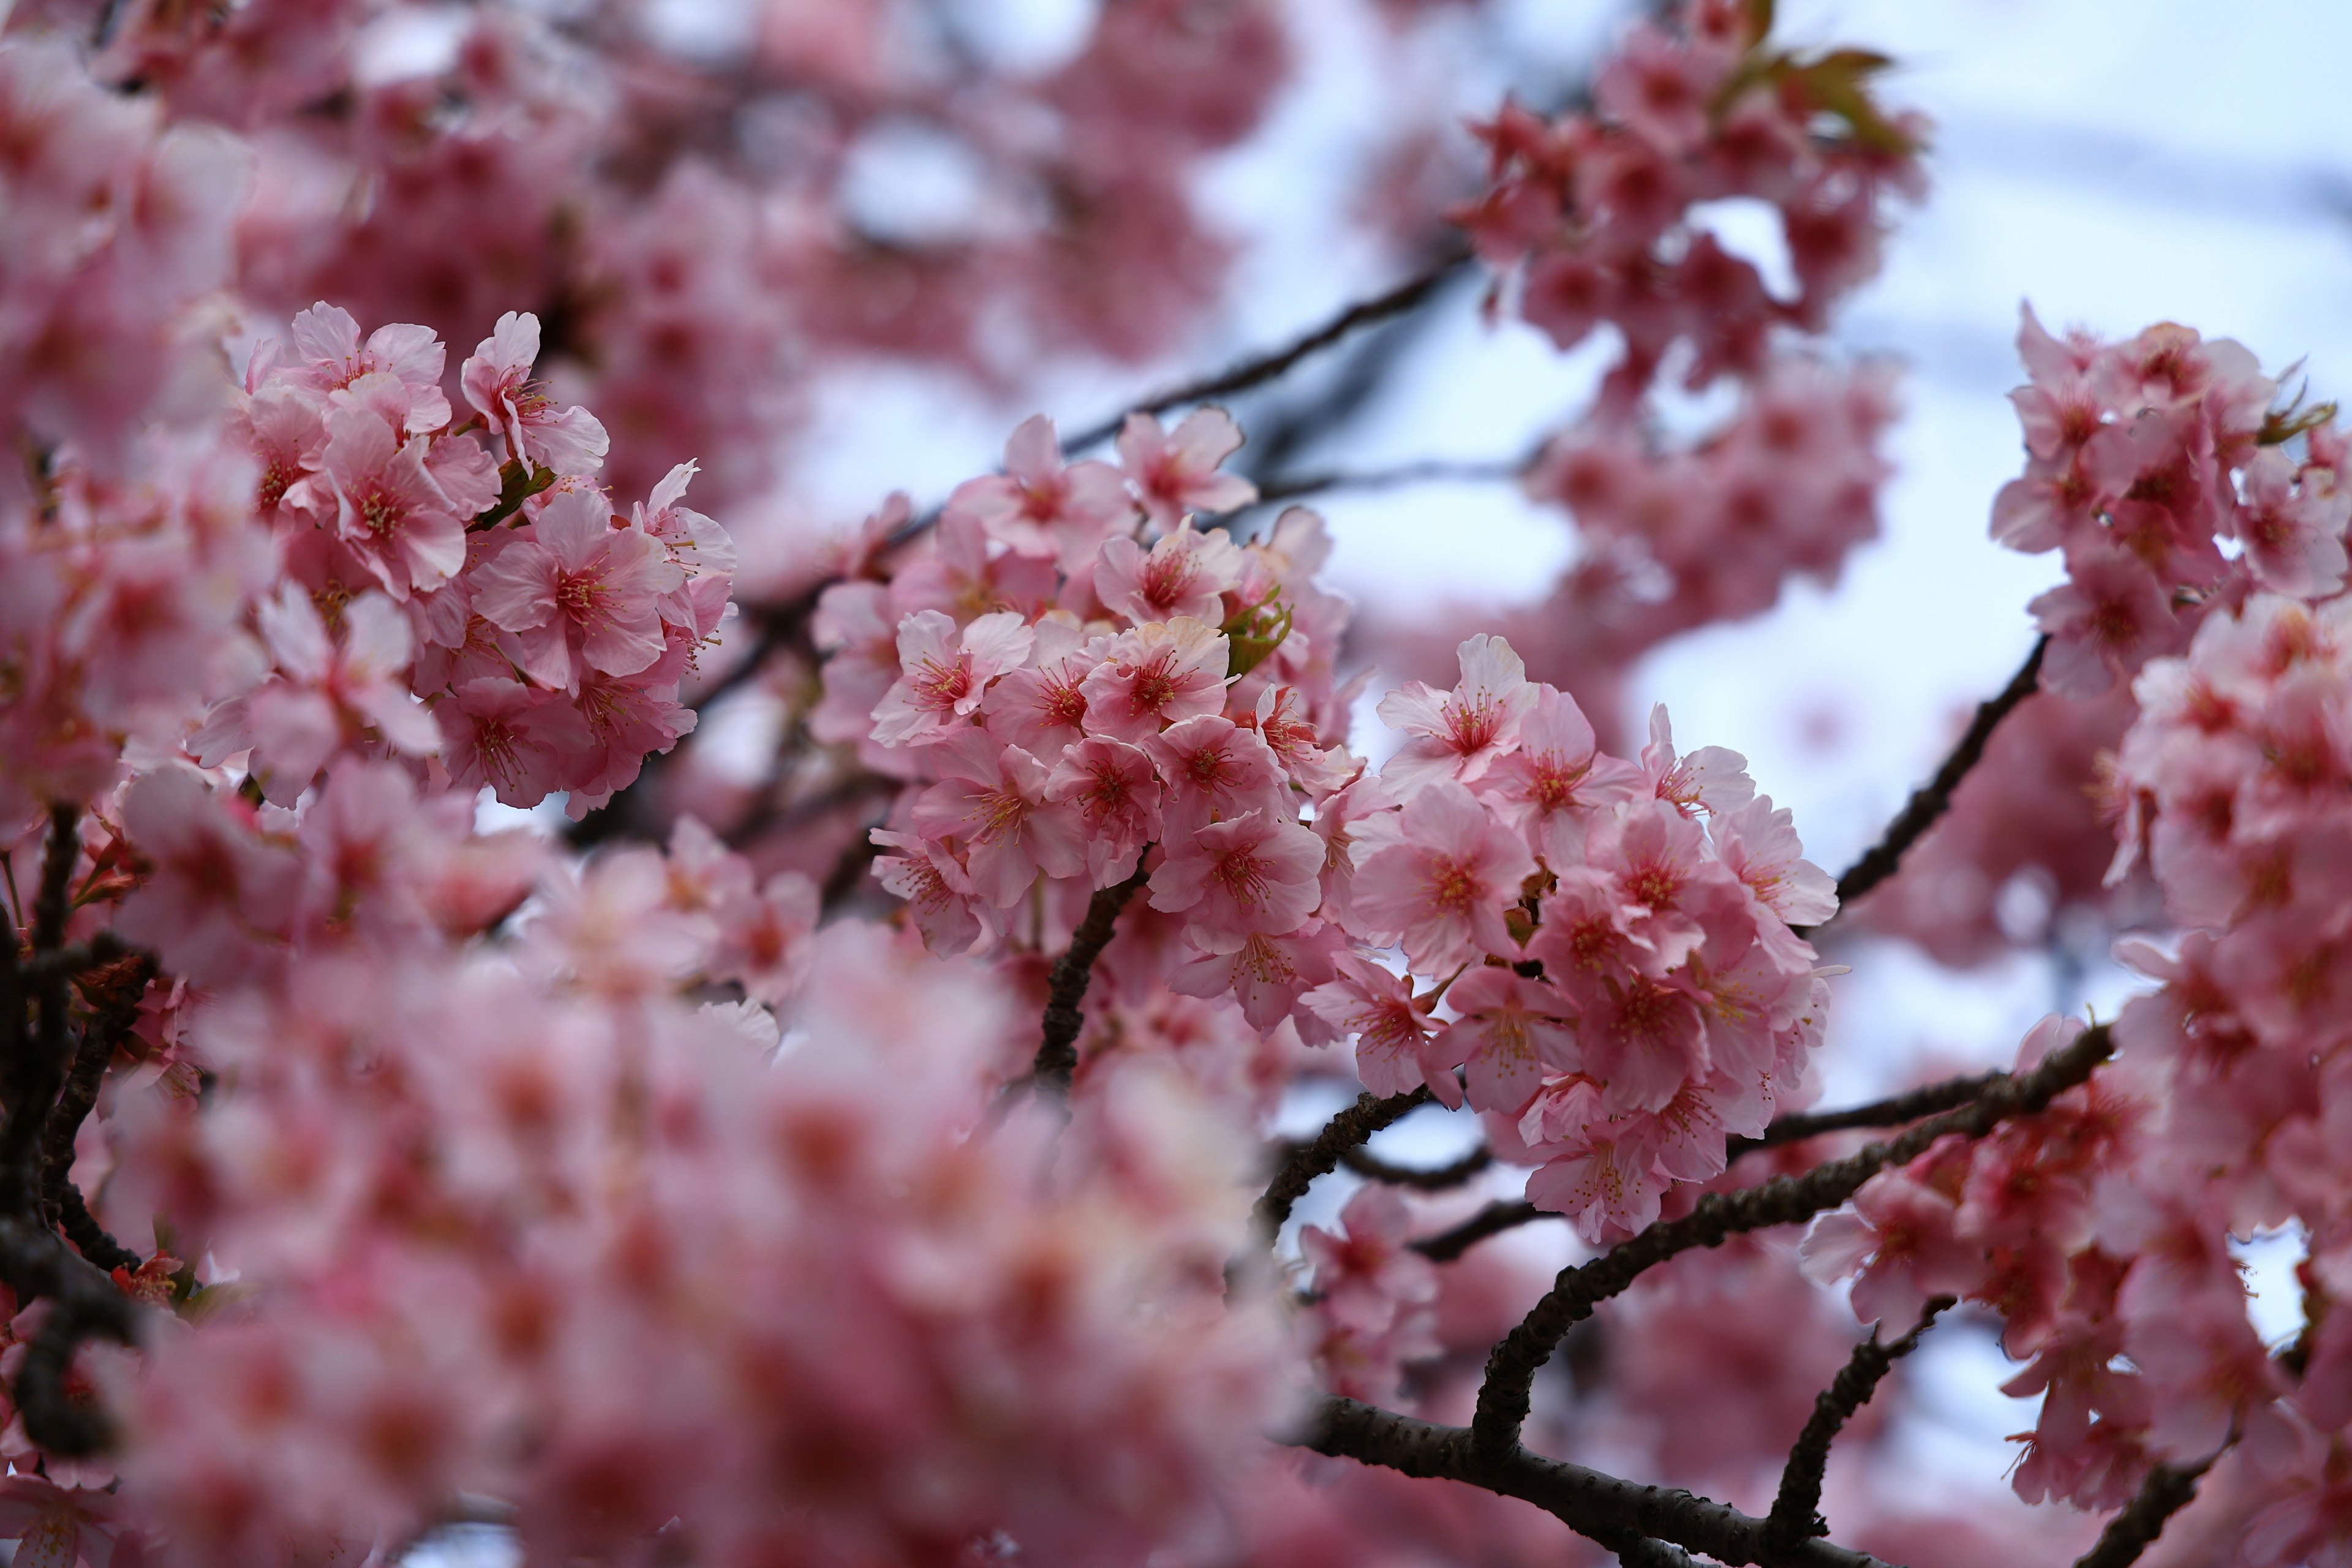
1809, 636, 2046, 927
1342, 1143, 1493, 1190
1765, 1298, 1952, 1551
1020, 866, 1150, 1096
1468, 1022, 2112, 1458
1062, 252, 1474, 454
42, 952, 152, 1254
1255, 1086, 1434, 1240
2071, 1456, 2218, 1568
1725, 1070, 2010, 1163
1412, 1199, 1545, 1262
1298, 1396, 1898, 1568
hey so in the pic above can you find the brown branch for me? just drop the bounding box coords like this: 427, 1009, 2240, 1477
1022, 866, 1150, 1096
1254, 1087, 1434, 1240
1412, 1199, 1546, 1262
1467, 1022, 2111, 1458
1061, 251, 1474, 454
1765, 1298, 1953, 1551
1809, 636, 2046, 927
1298, 1396, 1898, 1568
1342, 1143, 1493, 1190
2072, 1456, 2218, 1568
1246, 454, 1527, 508
1726, 1070, 2010, 1162
42, 953, 153, 1248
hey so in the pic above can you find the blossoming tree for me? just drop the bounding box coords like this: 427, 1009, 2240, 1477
0, 0, 2343, 1564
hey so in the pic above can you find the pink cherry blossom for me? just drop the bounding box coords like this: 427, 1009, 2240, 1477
1377, 634, 1537, 795
1433, 967, 1578, 1117
944, 415, 1136, 568
1349, 781, 1536, 972
1079, 617, 1231, 742
320, 404, 468, 600
1303, 956, 1441, 1103
1146, 809, 1325, 949
1639, 704, 1754, 817
115, 768, 301, 982
910, 729, 1087, 907
1095, 521, 1245, 627
1476, 683, 1643, 863
1043, 736, 1164, 888
469, 490, 685, 693
1117, 409, 1259, 526
461, 311, 611, 478
1142, 714, 1287, 832
436, 676, 592, 808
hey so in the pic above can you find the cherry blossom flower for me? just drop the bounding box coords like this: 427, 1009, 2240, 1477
461, 311, 610, 478
320, 404, 469, 600
1476, 683, 1642, 863
436, 677, 592, 808
910, 729, 1087, 908
1147, 809, 1325, 949
115, 768, 302, 982
1142, 714, 1287, 832
1117, 409, 1259, 526
1095, 522, 1245, 627
1349, 781, 1536, 972
469, 490, 685, 693
1303, 956, 1440, 1102
1043, 736, 1164, 887
1079, 617, 1231, 742
944, 415, 1135, 568
1433, 967, 1578, 1117
1377, 635, 1537, 795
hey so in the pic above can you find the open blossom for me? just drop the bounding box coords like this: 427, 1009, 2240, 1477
279, 303, 450, 432
946, 415, 1135, 567
1117, 408, 1258, 526
1434, 967, 1578, 1117
1640, 704, 1754, 817
1144, 715, 1287, 832
871, 830, 995, 956
461, 311, 610, 478
1096, 522, 1245, 626
1349, 781, 1536, 972
469, 489, 685, 693
869, 608, 1036, 747
437, 677, 592, 808
911, 729, 1087, 907
1147, 809, 1324, 949
1080, 617, 1231, 742
1377, 635, 1537, 794
320, 403, 469, 600
983, 619, 1101, 754
1044, 736, 1164, 887
114, 769, 302, 982
1303, 956, 1438, 1102
1477, 683, 1643, 863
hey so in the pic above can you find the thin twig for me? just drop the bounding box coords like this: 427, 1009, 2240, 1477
1246, 455, 1528, 508
1022, 867, 1150, 1096
1255, 1087, 1434, 1240
1726, 1070, 2009, 1162
1467, 1023, 2112, 1458
1299, 1396, 1897, 1568
1765, 1298, 1953, 1550
1062, 251, 1475, 454
2072, 1456, 2219, 1568
1810, 636, 2046, 926
1342, 1143, 1493, 1190
1412, 1199, 1545, 1262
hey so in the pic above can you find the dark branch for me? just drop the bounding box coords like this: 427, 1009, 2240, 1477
43, 953, 153, 1249
1412, 1199, 1545, 1262
1255, 1087, 1435, 1240
1299, 1396, 1898, 1568
1810, 636, 2046, 925
1022, 866, 1150, 1096
1765, 1298, 1953, 1550
1726, 1070, 2010, 1162
1062, 252, 1474, 454
1246, 454, 1527, 508
1607, 1534, 1705, 1568
2072, 1457, 2217, 1568
1468, 1023, 2112, 1458
1342, 1143, 1493, 1190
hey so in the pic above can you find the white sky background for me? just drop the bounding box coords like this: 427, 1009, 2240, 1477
423, 0, 2352, 1558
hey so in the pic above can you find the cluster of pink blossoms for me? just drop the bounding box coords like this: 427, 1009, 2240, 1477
1458, 0, 1923, 408
1994, 308, 2352, 698
838, 411, 1840, 1246
89, 783, 1287, 1565
196, 303, 733, 816
1803, 497, 2352, 1553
